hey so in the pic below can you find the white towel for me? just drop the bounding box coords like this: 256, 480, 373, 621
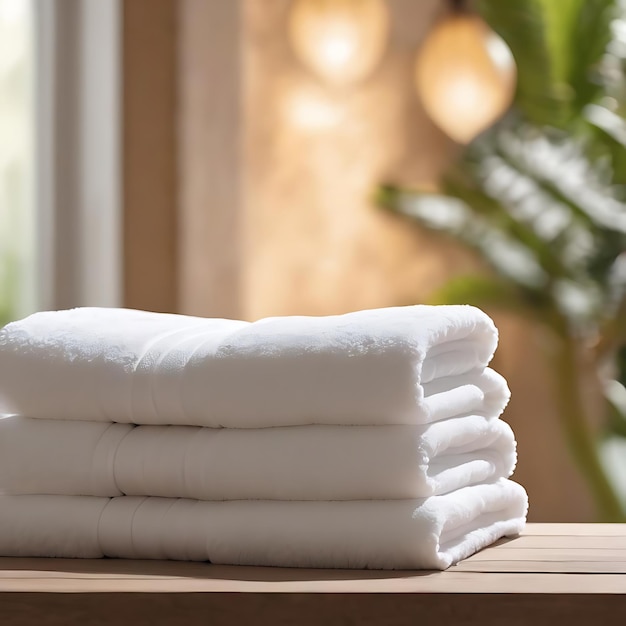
0, 415, 516, 500
0, 305, 502, 427
0, 479, 528, 569
0, 418, 132, 497
0, 495, 108, 559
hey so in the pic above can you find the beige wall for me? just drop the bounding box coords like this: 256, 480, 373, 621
123, 0, 598, 521
177, 0, 243, 318
243, 0, 465, 319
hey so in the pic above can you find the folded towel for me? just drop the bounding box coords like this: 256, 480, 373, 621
0, 479, 528, 569
0, 418, 132, 497
0, 415, 516, 499
0, 305, 502, 427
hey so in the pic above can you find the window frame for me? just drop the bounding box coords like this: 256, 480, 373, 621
35, 0, 122, 310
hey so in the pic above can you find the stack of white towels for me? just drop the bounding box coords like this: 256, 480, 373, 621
0, 305, 527, 570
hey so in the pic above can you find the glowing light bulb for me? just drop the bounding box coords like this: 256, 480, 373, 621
289, 0, 389, 85
415, 13, 516, 144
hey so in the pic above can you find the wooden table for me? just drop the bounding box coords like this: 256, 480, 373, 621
1, 524, 625, 625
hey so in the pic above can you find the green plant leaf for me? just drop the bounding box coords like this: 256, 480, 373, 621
570, 0, 617, 112
478, 0, 615, 126
441, 161, 576, 281
604, 379, 626, 438
478, 0, 575, 125
428, 273, 548, 313
377, 183, 548, 288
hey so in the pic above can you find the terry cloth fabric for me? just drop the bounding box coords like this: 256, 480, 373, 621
0, 479, 528, 570
0, 305, 504, 427
0, 414, 516, 500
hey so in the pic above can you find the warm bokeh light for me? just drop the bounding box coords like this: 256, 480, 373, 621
288, 0, 389, 85
415, 13, 516, 144
285, 84, 344, 130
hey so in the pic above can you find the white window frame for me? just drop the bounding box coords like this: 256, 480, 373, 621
35, 0, 121, 310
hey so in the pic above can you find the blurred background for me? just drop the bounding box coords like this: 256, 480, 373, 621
0, 0, 625, 522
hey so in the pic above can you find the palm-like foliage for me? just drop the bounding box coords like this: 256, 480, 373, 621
378, 0, 626, 520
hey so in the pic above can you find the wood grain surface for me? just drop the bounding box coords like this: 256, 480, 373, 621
1, 524, 625, 625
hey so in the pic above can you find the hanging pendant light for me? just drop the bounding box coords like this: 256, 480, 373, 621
288, 0, 389, 85
415, 4, 516, 144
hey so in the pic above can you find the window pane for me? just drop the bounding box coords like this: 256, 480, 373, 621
0, 0, 34, 325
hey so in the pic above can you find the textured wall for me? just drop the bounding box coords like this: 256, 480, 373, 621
242, 0, 470, 319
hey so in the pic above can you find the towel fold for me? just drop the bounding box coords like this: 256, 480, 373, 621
0, 479, 527, 569
0, 305, 502, 427
0, 415, 516, 500
0, 419, 133, 497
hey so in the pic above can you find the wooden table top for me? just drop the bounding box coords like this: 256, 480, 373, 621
2, 523, 625, 625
